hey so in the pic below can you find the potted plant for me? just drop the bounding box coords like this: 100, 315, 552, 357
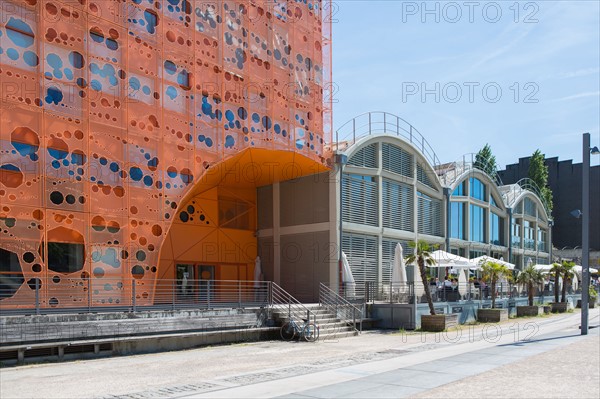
405, 240, 457, 332
577, 285, 598, 309
591, 286, 598, 308
542, 303, 552, 314
477, 260, 511, 322
515, 265, 544, 317
550, 261, 574, 313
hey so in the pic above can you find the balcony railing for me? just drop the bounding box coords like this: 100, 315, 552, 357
333, 111, 441, 170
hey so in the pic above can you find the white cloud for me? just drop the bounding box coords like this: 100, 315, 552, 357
551, 91, 600, 103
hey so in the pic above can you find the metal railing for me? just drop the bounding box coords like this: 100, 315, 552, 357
437, 152, 503, 188
0, 277, 308, 321
364, 282, 415, 304
319, 283, 363, 333
269, 282, 316, 325
499, 178, 552, 217
360, 281, 590, 304
333, 111, 441, 170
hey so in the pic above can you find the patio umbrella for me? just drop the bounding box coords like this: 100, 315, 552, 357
254, 256, 262, 288
458, 268, 468, 296
573, 265, 599, 275
341, 251, 356, 298
573, 265, 599, 290
533, 264, 554, 273
470, 255, 515, 270
391, 243, 407, 293
429, 250, 471, 268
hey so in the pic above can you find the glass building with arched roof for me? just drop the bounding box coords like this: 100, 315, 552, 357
317, 112, 553, 298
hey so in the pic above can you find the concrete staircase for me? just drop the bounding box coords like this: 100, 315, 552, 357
270, 304, 358, 341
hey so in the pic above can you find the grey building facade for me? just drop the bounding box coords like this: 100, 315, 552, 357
498, 157, 600, 251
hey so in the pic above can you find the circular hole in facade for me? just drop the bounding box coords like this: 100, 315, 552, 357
27, 278, 42, 290
131, 265, 144, 279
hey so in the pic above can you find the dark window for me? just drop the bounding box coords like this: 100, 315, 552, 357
0, 248, 25, 300
218, 197, 254, 230
41, 242, 85, 273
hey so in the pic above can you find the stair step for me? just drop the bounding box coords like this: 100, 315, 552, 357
318, 331, 358, 340
270, 303, 361, 341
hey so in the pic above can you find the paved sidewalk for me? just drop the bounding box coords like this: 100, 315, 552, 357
279, 324, 600, 398
190, 312, 599, 398
413, 335, 600, 399
1, 310, 598, 399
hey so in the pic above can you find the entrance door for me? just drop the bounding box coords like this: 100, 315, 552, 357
176, 264, 194, 298
198, 265, 215, 302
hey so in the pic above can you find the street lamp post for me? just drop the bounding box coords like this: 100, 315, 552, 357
581, 133, 600, 335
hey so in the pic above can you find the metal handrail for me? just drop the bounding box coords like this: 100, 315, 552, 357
0, 277, 269, 316
269, 282, 316, 325
500, 178, 552, 217
1, 276, 320, 328
319, 283, 363, 333
438, 152, 503, 188
333, 111, 441, 170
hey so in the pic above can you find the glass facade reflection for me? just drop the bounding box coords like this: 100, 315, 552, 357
490, 212, 504, 245
469, 177, 486, 201
469, 204, 486, 243
450, 202, 465, 239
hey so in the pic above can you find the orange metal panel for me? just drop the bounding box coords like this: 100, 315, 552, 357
0, 0, 332, 310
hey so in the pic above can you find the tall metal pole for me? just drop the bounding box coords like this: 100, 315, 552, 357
581, 133, 590, 335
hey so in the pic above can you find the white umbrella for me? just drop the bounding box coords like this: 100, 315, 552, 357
572, 265, 598, 290
458, 268, 468, 297
428, 250, 471, 268
534, 264, 554, 273
341, 251, 356, 298
573, 265, 599, 275
470, 255, 515, 270
403, 252, 425, 298
391, 243, 407, 294
254, 256, 262, 288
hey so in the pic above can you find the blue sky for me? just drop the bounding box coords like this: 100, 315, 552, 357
331, 1, 600, 168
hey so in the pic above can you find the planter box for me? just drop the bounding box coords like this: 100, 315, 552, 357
420, 314, 458, 332
543, 305, 552, 314
550, 302, 568, 313
477, 308, 509, 323
576, 299, 597, 309
516, 306, 543, 317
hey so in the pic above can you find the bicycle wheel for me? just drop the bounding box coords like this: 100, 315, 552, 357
302, 322, 319, 342
280, 322, 296, 341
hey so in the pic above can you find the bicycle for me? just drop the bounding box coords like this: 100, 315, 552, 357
280, 318, 319, 342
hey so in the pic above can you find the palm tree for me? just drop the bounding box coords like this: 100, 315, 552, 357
516, 265, 545, 306
481, 261, 512, 308
560, 261, 576, 303
405, 240, 437, 315
549, 262, 562, 303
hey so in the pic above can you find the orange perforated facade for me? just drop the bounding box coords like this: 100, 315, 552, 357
0, 0, 332, 309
